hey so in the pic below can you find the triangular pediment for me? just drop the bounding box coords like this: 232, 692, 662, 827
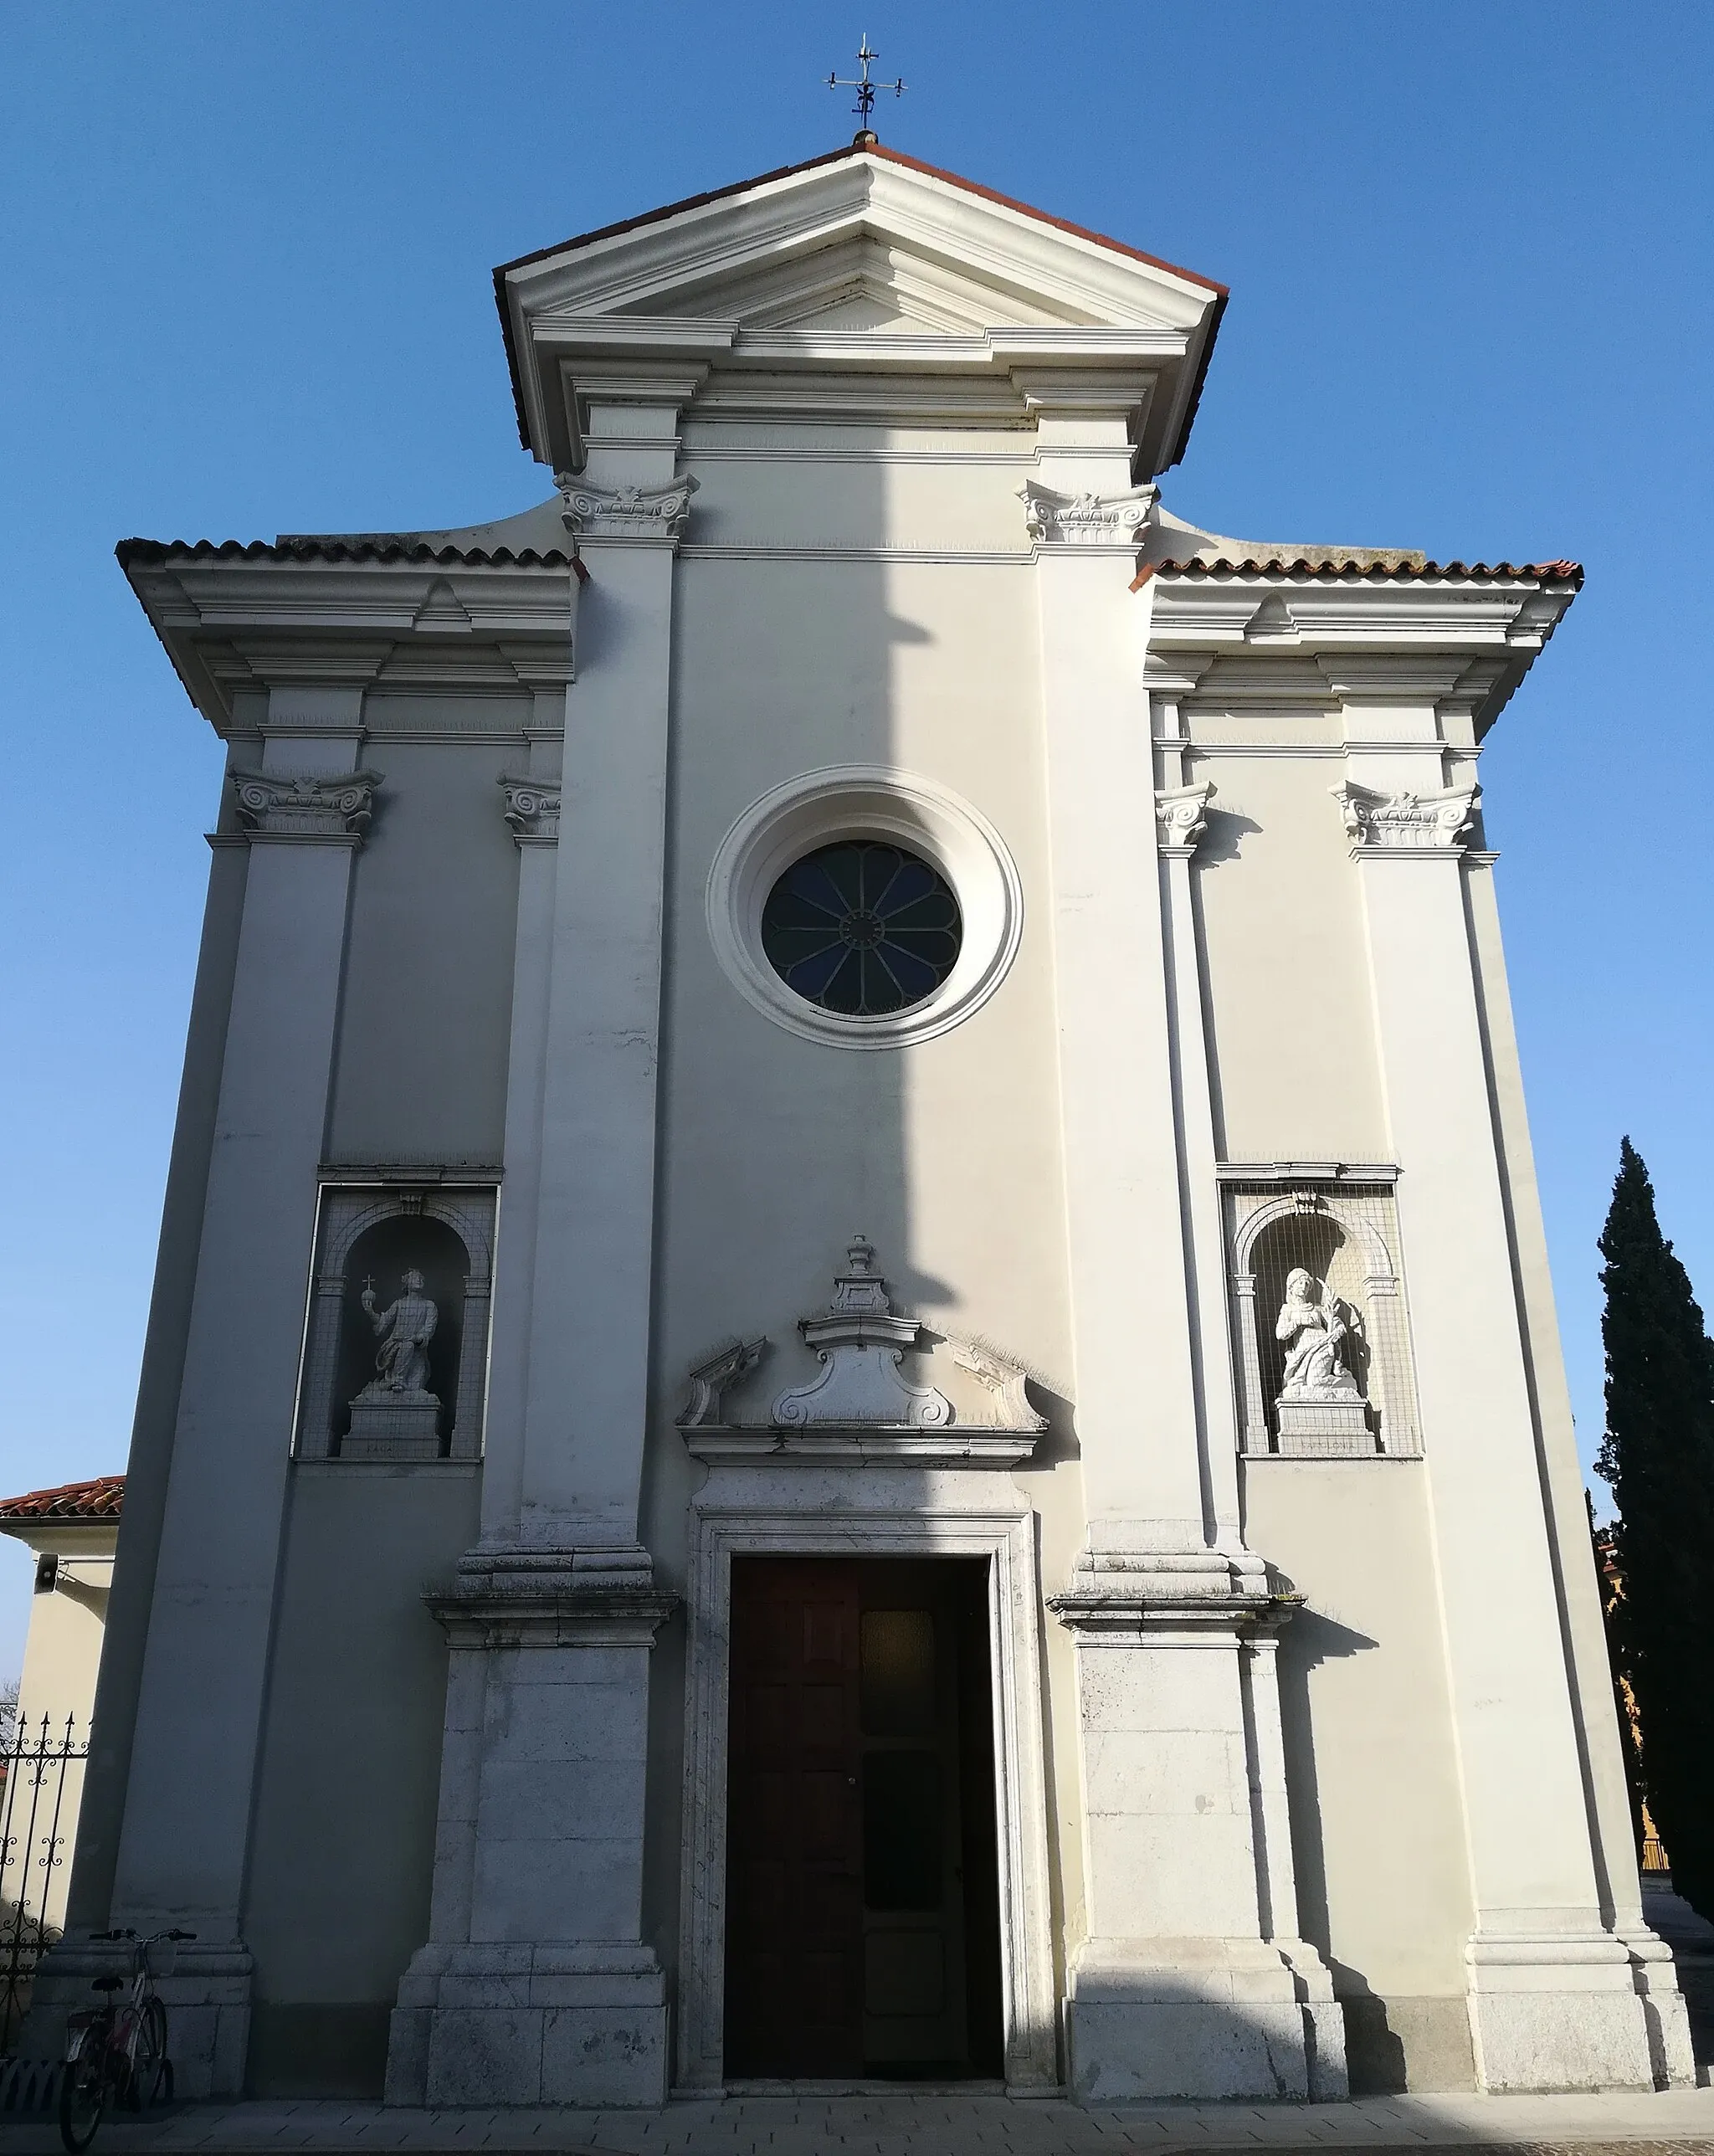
497, 144, 1225, 471
591, 230, 1096, 338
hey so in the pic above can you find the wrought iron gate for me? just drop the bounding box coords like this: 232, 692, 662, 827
0, 1715, 89, 2049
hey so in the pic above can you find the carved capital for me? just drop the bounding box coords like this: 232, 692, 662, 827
232, 768, 381, 844
498, 775, 561, 847
1333, 780, 1478, 855
556, 471, 698, 545
1019, 480, 1156, 547
1155, 779, 1215, 855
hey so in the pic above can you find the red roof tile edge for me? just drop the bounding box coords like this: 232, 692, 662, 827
1133, 556, 1583, 590
117, 537, 577, 571
0, 1475, 124, 1521
491, 139, 1227, 464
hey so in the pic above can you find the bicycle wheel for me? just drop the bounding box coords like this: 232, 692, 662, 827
58, 2041, 108, 2153
130, 1999, 168, 2111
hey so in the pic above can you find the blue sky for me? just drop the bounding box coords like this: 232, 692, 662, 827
2, 4, 1709, 1674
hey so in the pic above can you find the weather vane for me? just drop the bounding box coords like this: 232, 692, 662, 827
826, 33, 905, 139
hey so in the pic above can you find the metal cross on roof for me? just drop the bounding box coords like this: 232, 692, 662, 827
826, 33, 905, 137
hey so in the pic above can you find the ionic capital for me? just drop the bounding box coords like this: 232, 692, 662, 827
556, 472, 698, 547
231, 768, 381, 844
498, 775, 562, 847
1333, 780, 1477, 855
1019, 480, 1157, 547
1155, 779, 1215, 856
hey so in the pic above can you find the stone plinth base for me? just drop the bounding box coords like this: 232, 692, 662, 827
1275, 1392, 1372, 1454
387, 1943, 666, 2106
1067, 1937, 1335, 2102
26, 1937, 253, 2097
1466, 1929, 1659, 2092
343, 1394, 441, 1458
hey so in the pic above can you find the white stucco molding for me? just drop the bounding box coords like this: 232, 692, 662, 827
497, 775, 561, 846
675, 1242, 1047, 1469
1334, 778, 1479, 855
706, 764, 1024, 1050
231, 769, 382, 845
555, 471, 698, 547
1019, 478, 1157, 549
1154, 778, 1214, 856
675, 1472, 1058, 2094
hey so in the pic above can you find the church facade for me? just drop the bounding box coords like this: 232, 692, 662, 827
44, 141, 1691, 2107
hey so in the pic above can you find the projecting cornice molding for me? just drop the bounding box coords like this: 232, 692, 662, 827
1334, 780, 1479, 856
1020, 480, 1157, 548
232, 769, 382, 845
118, 539, 578, 734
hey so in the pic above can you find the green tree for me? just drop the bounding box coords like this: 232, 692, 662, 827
1595, 1137, 1714, 1919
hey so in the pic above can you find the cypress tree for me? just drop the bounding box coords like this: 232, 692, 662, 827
1595, 1137, 1714, 1918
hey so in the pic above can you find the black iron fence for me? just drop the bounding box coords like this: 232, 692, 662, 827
0, 1714, 89, 2051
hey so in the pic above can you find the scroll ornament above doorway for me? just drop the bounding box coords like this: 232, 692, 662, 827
676, 1237, 1046, 1467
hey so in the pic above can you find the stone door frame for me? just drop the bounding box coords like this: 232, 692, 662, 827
675, 1483, 1059, 2093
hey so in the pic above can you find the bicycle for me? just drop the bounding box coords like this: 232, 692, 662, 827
58, 1926, 196, 2153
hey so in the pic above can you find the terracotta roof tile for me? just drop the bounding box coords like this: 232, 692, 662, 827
1139, 555, 1582, 587
0, 1476, 124, 1521
116, 537, 575, 570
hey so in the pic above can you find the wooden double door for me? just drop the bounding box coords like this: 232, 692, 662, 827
724, 1555, 1003, 2080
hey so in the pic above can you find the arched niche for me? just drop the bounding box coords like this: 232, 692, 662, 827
294, 1183, 497, 1461
1225, 1183, 1421, 1460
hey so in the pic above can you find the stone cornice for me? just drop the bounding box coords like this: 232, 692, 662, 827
231, 768, 381, 845
121, 552, 577, 737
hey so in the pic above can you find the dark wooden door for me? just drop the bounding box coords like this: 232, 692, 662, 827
725, 1558, 865, 2076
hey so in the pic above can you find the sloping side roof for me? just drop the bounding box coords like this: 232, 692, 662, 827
1137, 553, 1583, 588
0, 1476, 124, 1521
116, 537, 575, 570
493, 138, 1228, 463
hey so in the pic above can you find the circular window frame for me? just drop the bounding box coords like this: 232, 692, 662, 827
707, 766, 1024, 1050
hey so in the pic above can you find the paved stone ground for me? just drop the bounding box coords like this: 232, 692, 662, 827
3, 2089, 1714, 2156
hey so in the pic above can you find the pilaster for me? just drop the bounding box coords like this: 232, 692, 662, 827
1337, 691, 1664, 2092
59, 696, 377, 2095
1049, 1573, 1342, 2101
392, 377, 701, 2106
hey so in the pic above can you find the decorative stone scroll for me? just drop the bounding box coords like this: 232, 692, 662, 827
295, 1179, 497, 1461
675, 1237, 1045, 1466
1019, 479, 1157, 547
556, 472, 698, 543
498, 775, 562, 846
1223, 1172, 1422, 1459
232, 769, 382, 843
1333, 780, 1478, 854
1155, 779, 1215, 855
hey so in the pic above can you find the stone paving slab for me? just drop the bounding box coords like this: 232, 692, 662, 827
3, 2091, 1714, 2156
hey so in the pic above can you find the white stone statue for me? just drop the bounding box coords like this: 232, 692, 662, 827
1275, 1268, 1360, 1399
357, 1268, 439, 1400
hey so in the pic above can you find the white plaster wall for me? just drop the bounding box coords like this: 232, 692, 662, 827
641, 430, 1090, 1980
327, 731, 524, 1166
243, 1463, 481, 2093
1192, 752, 1389, 1162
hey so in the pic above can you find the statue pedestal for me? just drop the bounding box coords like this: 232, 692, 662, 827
344, 1391, 442, 1459
1275, 1392, 1372, 1455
